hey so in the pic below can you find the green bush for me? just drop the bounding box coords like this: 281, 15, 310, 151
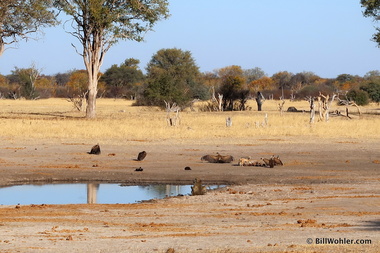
137, 48, 208, 108
346, 89, 369, 106
360, 82, 380, 103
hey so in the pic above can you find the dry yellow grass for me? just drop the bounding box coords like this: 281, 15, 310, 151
0, 98, 379, 143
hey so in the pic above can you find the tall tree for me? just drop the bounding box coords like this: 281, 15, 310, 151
361, 0, 380, 46
101, 58, 144, 98
54, 0, 169, 118
217, 65, 248, 111
140, 48, 207, 107
271, 71, 293, 98
11, 65, 41, 99
102, 58, 143, 87
0, 0, 57, 55
243, 67, 266, 83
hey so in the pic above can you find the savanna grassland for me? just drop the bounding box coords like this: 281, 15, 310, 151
0, 98, 379, 142
0, 98, 379, 253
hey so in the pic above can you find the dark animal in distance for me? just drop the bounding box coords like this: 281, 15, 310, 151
184, 166, 192, 170
135, 167, 143, 172
88, 144, 101, 155
191, 178, 206, 195
136, 151, 147, 161
201, 153, 234, 163
287, 106, 304, 113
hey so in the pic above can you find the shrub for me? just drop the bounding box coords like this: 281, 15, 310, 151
360, 82, 380, 103
346, 89, 369, 106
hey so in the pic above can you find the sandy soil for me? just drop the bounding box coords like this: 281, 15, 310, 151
0, 136, 379, 252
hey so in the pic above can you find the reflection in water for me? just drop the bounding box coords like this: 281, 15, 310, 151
87, 183, 99, 204
0, 184, 225, 205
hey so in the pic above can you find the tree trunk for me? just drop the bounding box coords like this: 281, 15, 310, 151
83, 31, 103, 118
256, 91, 264, 111
310, 99, 315, 123
85, 67, 100, 118
0, 39, 4, 57
86, 86, 97, 118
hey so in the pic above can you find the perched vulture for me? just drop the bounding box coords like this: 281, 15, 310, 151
137, 151, 147, 161
201, 153, 234, 163
135, 167, 144, 172
88, 144, 101, 155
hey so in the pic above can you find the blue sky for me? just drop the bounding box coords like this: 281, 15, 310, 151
0, 0, 379, 78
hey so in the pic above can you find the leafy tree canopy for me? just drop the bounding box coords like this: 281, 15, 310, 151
360, 81, 380, 102
53, 0, 170, 118
0, 0, 57, 54
217, 65, 249, 111
243, 67, 266, 83
101, 58, 144, 87
139, 48, 208, 107
361, 0, 380, 46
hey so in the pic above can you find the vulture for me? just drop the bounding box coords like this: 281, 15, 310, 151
261, 157, 270, 167
88, 144, 101, 155
135, 167, 144, 172
273, 155, 284, 166
201, 152, 234, 163
136, 151, 147, 161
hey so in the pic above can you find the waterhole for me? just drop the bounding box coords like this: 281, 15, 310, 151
0, 183, 224, 205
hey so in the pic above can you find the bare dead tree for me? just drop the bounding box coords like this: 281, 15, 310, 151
278, 99, 285, 116
202, 86, 223, 112
189, 98, 199, 112
254, 113, 269, 128
306, 96, 315, 124
337, 95, 361, 116
318, 92, 336, 122
67, 91, 88, 112
164, 100, 181, 126
255, 91, 265, 111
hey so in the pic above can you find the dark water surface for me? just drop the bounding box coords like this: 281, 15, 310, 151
0, 183, 224, 205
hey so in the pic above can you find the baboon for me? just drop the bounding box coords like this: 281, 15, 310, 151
88, 144, 101, 155
201, 153, 234, 163
191, 178, 206, 195
137, 151, 147, 161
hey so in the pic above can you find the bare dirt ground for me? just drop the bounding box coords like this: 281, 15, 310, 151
0, 136, 379, 252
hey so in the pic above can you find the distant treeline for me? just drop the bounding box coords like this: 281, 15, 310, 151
1, 48, 380, 109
